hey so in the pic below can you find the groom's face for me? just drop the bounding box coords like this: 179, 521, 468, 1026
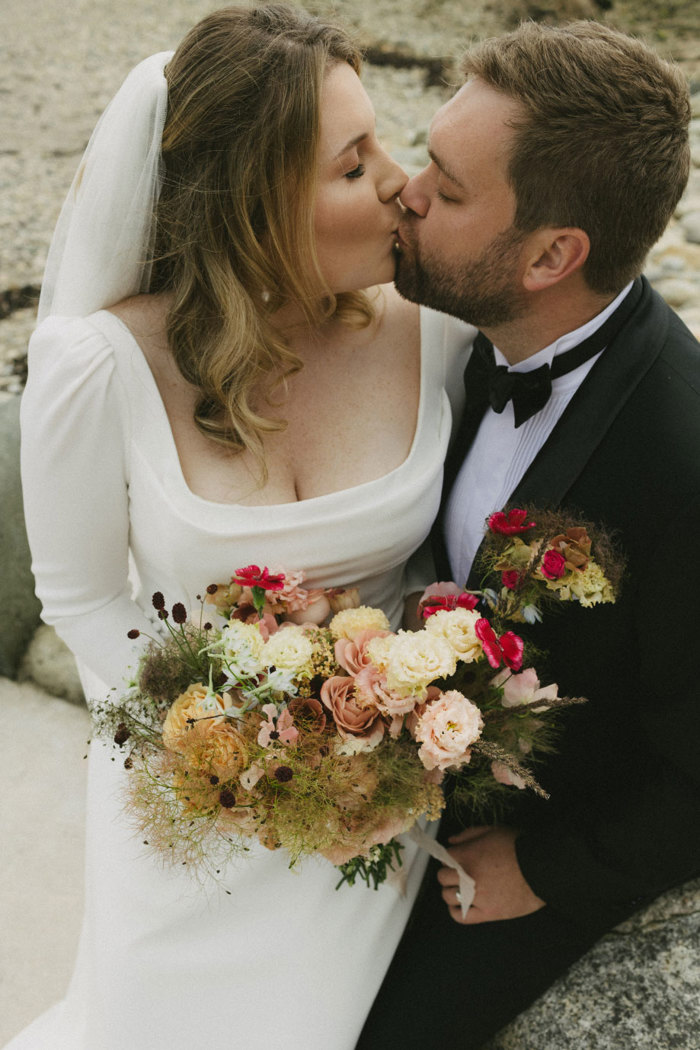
395, 78, 529, 327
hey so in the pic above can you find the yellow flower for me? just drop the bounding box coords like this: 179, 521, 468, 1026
329, 606, 391, 641
569, 560, 615, 606
424, 608, 482, 663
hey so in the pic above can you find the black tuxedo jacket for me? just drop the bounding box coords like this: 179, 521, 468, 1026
438, 277, 700, 928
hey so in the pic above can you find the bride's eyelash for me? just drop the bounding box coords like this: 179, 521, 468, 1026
345, 163, 366, 179
436, 189, 454, 203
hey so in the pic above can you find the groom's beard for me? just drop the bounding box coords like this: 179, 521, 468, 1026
395, 223, 528, 328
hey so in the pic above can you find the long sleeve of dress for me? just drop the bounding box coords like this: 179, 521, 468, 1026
20, 315, 154, 692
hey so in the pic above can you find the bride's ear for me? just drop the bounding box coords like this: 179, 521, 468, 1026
522, 228, 590, 292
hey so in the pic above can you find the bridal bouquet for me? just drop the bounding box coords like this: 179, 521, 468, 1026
93, 509, 619, 889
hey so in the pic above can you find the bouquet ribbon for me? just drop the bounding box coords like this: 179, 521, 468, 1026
408, 825, 476, 918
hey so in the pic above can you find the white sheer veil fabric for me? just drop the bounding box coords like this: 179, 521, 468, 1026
38, 51, 173, 322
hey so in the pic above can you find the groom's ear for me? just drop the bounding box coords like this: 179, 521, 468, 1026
521, 228, 590, 291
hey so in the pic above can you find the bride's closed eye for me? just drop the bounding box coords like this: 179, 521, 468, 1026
345, 163, 366, 179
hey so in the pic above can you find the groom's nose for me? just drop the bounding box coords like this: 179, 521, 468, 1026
399, 167, 431, 218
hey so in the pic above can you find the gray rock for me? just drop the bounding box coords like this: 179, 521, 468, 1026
0, 396, 42, 676
486, 884, 700, 1050
18, 623, 84, 705
651, 277, 699, 309
680, 209, 700, 245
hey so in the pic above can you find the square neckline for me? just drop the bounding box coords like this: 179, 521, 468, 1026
95, 308, 431, 511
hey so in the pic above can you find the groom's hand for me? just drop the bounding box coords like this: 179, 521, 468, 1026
437, 825, 546, 924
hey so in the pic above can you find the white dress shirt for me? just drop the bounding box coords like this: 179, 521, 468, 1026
445, 283, 633, 585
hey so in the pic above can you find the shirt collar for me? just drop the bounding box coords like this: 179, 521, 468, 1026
492, 281, 634, 374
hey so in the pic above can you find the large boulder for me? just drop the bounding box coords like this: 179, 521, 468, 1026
0, 394, 42, 676
486, 878, 700, 1050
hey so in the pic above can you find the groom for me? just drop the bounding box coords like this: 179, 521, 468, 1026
358, 20, 700, 1049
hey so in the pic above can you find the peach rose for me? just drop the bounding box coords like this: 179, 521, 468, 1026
320, 675, 385, 745
335, 629, 391, 676
162, 684, 225, 752
354, 665, 418, 737
413, 690, 483, 771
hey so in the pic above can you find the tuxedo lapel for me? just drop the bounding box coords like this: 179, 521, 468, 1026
511, 278, 663, 506
461, 278, 668, 588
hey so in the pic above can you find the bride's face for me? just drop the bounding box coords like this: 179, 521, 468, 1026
313, 63, 407, 294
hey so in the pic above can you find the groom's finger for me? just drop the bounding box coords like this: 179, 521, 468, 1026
436, 864, 460, 887
447, 825, 491, 844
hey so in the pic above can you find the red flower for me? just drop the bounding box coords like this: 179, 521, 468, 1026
499, 631, 524, 671
421, 592, 479, 619
501, 570, 520, 590
475, 619, 524, 671
488, 509, 536, 535
541, 549, 567, 580
233, 565, 285, 591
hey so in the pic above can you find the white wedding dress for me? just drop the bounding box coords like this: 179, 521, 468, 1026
10, 305, 472, 1050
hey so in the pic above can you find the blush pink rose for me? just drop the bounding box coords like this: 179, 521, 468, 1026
320, 675, 385, 743
335, 629, 390, 676
354, 664, 417, 738
413, 690, 483, 771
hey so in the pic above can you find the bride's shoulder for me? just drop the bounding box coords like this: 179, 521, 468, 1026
107, 294, 169, 350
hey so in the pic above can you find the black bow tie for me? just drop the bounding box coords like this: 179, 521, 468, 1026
465, 280, 643, 429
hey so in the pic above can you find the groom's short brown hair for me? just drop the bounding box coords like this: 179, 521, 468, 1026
462, 21, 690, 294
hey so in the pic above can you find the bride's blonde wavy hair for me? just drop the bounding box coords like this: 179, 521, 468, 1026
151, 4, 373, 461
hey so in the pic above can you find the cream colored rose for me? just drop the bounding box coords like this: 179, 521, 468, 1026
425, 607, 482, 663
413, 690, 483, 771
378, 630, 457, 697
329, 606, 391, 641
262, 624, 315, 677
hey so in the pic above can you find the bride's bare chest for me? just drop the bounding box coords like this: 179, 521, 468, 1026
161, 335, 420, 506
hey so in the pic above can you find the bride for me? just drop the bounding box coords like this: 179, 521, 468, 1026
12, 5, 472, 1048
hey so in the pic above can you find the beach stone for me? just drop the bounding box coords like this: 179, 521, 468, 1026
18, 624, 84, 705
486, 882, 700, 1050
680, 209, 700, 244
650, 276, 699, 308
0, 396, 42, 676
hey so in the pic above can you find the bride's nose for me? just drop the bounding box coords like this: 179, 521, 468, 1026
378, 150, 408, 203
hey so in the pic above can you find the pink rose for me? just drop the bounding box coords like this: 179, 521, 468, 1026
354, 664, 417, 737
541, 549, 567, 580
413, 690, 483, 771
335, 629, 390, 676
501, 570, 520, 590
320, 676, 385, 744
